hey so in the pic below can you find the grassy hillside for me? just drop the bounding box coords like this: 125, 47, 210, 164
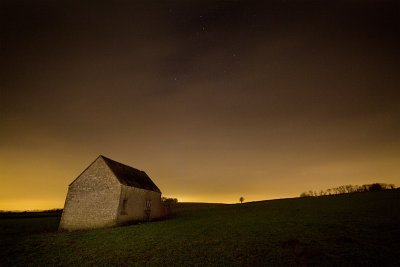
1, 191, 399, 266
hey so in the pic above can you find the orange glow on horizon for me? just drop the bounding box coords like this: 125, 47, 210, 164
0, 199, 65, 212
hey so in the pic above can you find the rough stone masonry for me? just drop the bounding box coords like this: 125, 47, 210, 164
59, 155, 164, 231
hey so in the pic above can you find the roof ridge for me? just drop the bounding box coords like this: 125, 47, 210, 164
100, 155, 143, 172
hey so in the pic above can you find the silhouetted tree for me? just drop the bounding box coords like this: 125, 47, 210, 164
379, 183, 390, 190
239, 197, 244, 203
361, 184, 369, 192
338, 186, 347, 194
353, 185, 361, 192
162, 197, 178, 207
161, 197, 178, 217
345, 185, 354, 193
369, 183, 383, 191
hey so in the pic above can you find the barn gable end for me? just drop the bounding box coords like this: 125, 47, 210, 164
59, 156, 122, 230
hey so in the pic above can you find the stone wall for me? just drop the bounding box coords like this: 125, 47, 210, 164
117, 184, 164, 225
59, 157, 121, 231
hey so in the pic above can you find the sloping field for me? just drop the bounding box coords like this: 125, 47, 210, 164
1, 191, 399, 266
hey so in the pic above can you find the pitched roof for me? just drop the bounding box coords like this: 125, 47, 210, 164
100, 155, 161, 193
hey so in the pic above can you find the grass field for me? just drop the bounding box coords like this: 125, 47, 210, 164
1, 190, 399, 266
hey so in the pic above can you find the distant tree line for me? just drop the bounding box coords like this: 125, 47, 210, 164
161, 197, 178, 206
161, 197, 178, 218
300, 183, 397, 197
0, 209, 63, 218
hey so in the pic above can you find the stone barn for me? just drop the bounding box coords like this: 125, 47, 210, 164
59, 155, 164, 231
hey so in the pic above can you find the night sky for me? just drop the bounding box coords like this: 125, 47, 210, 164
1, 0, 399, 210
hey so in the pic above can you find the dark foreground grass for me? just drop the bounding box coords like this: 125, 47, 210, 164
1, 191, 399, 266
